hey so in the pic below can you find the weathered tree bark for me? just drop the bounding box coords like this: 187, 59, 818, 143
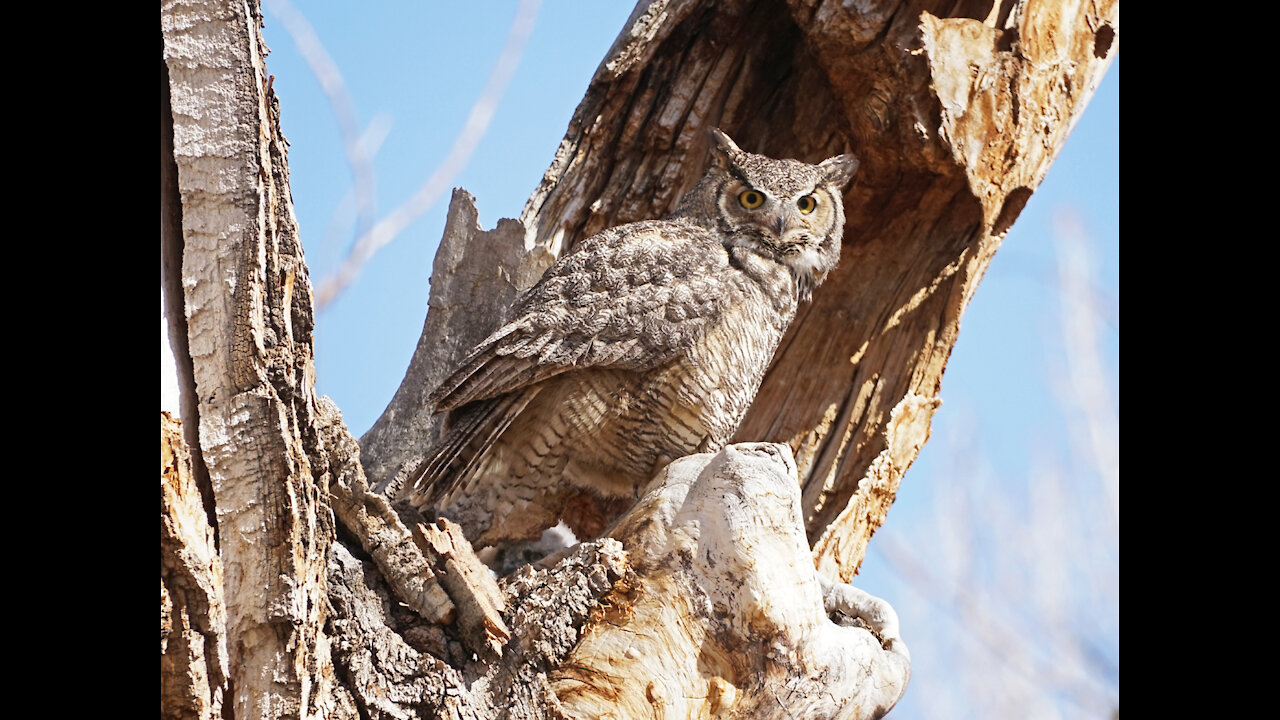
161, 0, 1116, 717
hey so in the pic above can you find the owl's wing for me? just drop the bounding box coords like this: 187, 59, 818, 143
428, 220, 735, 411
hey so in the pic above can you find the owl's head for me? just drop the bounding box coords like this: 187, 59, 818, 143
676, 129, 859, 302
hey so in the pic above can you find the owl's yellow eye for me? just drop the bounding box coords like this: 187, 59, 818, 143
738, 190, 764, 210
796, 195, 817, 214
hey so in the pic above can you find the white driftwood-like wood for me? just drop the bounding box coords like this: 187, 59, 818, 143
554, 443, 909, 719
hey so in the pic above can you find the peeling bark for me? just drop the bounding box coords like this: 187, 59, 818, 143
413, 519, 511, 660
319, 397, 457, 626
162, 0, 1116, 716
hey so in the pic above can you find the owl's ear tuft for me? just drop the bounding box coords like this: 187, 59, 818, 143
708, 128, 744, 169
819, 153, 860, 189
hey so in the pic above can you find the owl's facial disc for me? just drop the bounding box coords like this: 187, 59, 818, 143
779, 230, 828, 277
774, 214, 823, 273
715, 172, 840, 287
776, 187, 840, 281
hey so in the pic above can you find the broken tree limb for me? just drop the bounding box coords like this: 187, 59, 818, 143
413, 518, 511, 660
317, 397, 456, 626
361, 190, 553, 498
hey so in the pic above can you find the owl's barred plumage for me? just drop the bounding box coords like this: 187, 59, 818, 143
411, 130, 859, 549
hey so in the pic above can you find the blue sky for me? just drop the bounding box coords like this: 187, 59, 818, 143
254, 3, 1118, 716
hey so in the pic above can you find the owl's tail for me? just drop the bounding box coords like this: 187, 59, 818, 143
410, 386, 542, 509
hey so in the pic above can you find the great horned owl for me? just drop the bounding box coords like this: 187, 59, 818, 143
410, 129, 859, 549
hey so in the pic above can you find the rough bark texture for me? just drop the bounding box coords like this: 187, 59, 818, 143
162, 1, 336, 713
162, 0, 1117, 716
162, 412, 229, 719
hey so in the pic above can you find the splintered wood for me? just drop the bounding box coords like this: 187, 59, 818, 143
414, 519, 511, 658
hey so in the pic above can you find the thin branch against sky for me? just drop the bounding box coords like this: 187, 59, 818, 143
876, 521, 1116, 718
316, 116, 393, 264
312, 0, 543, 310
265, 0, 378, 260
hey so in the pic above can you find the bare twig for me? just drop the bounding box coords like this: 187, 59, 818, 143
265, 0, 379, 260
317, 115, 393, 263
873, 529, 1117, 718
314, 0, 542, 310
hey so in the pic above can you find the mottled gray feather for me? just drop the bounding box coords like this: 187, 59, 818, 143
411, 129, 859, 550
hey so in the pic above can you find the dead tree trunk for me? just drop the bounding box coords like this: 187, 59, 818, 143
161, 0, 1117, 717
